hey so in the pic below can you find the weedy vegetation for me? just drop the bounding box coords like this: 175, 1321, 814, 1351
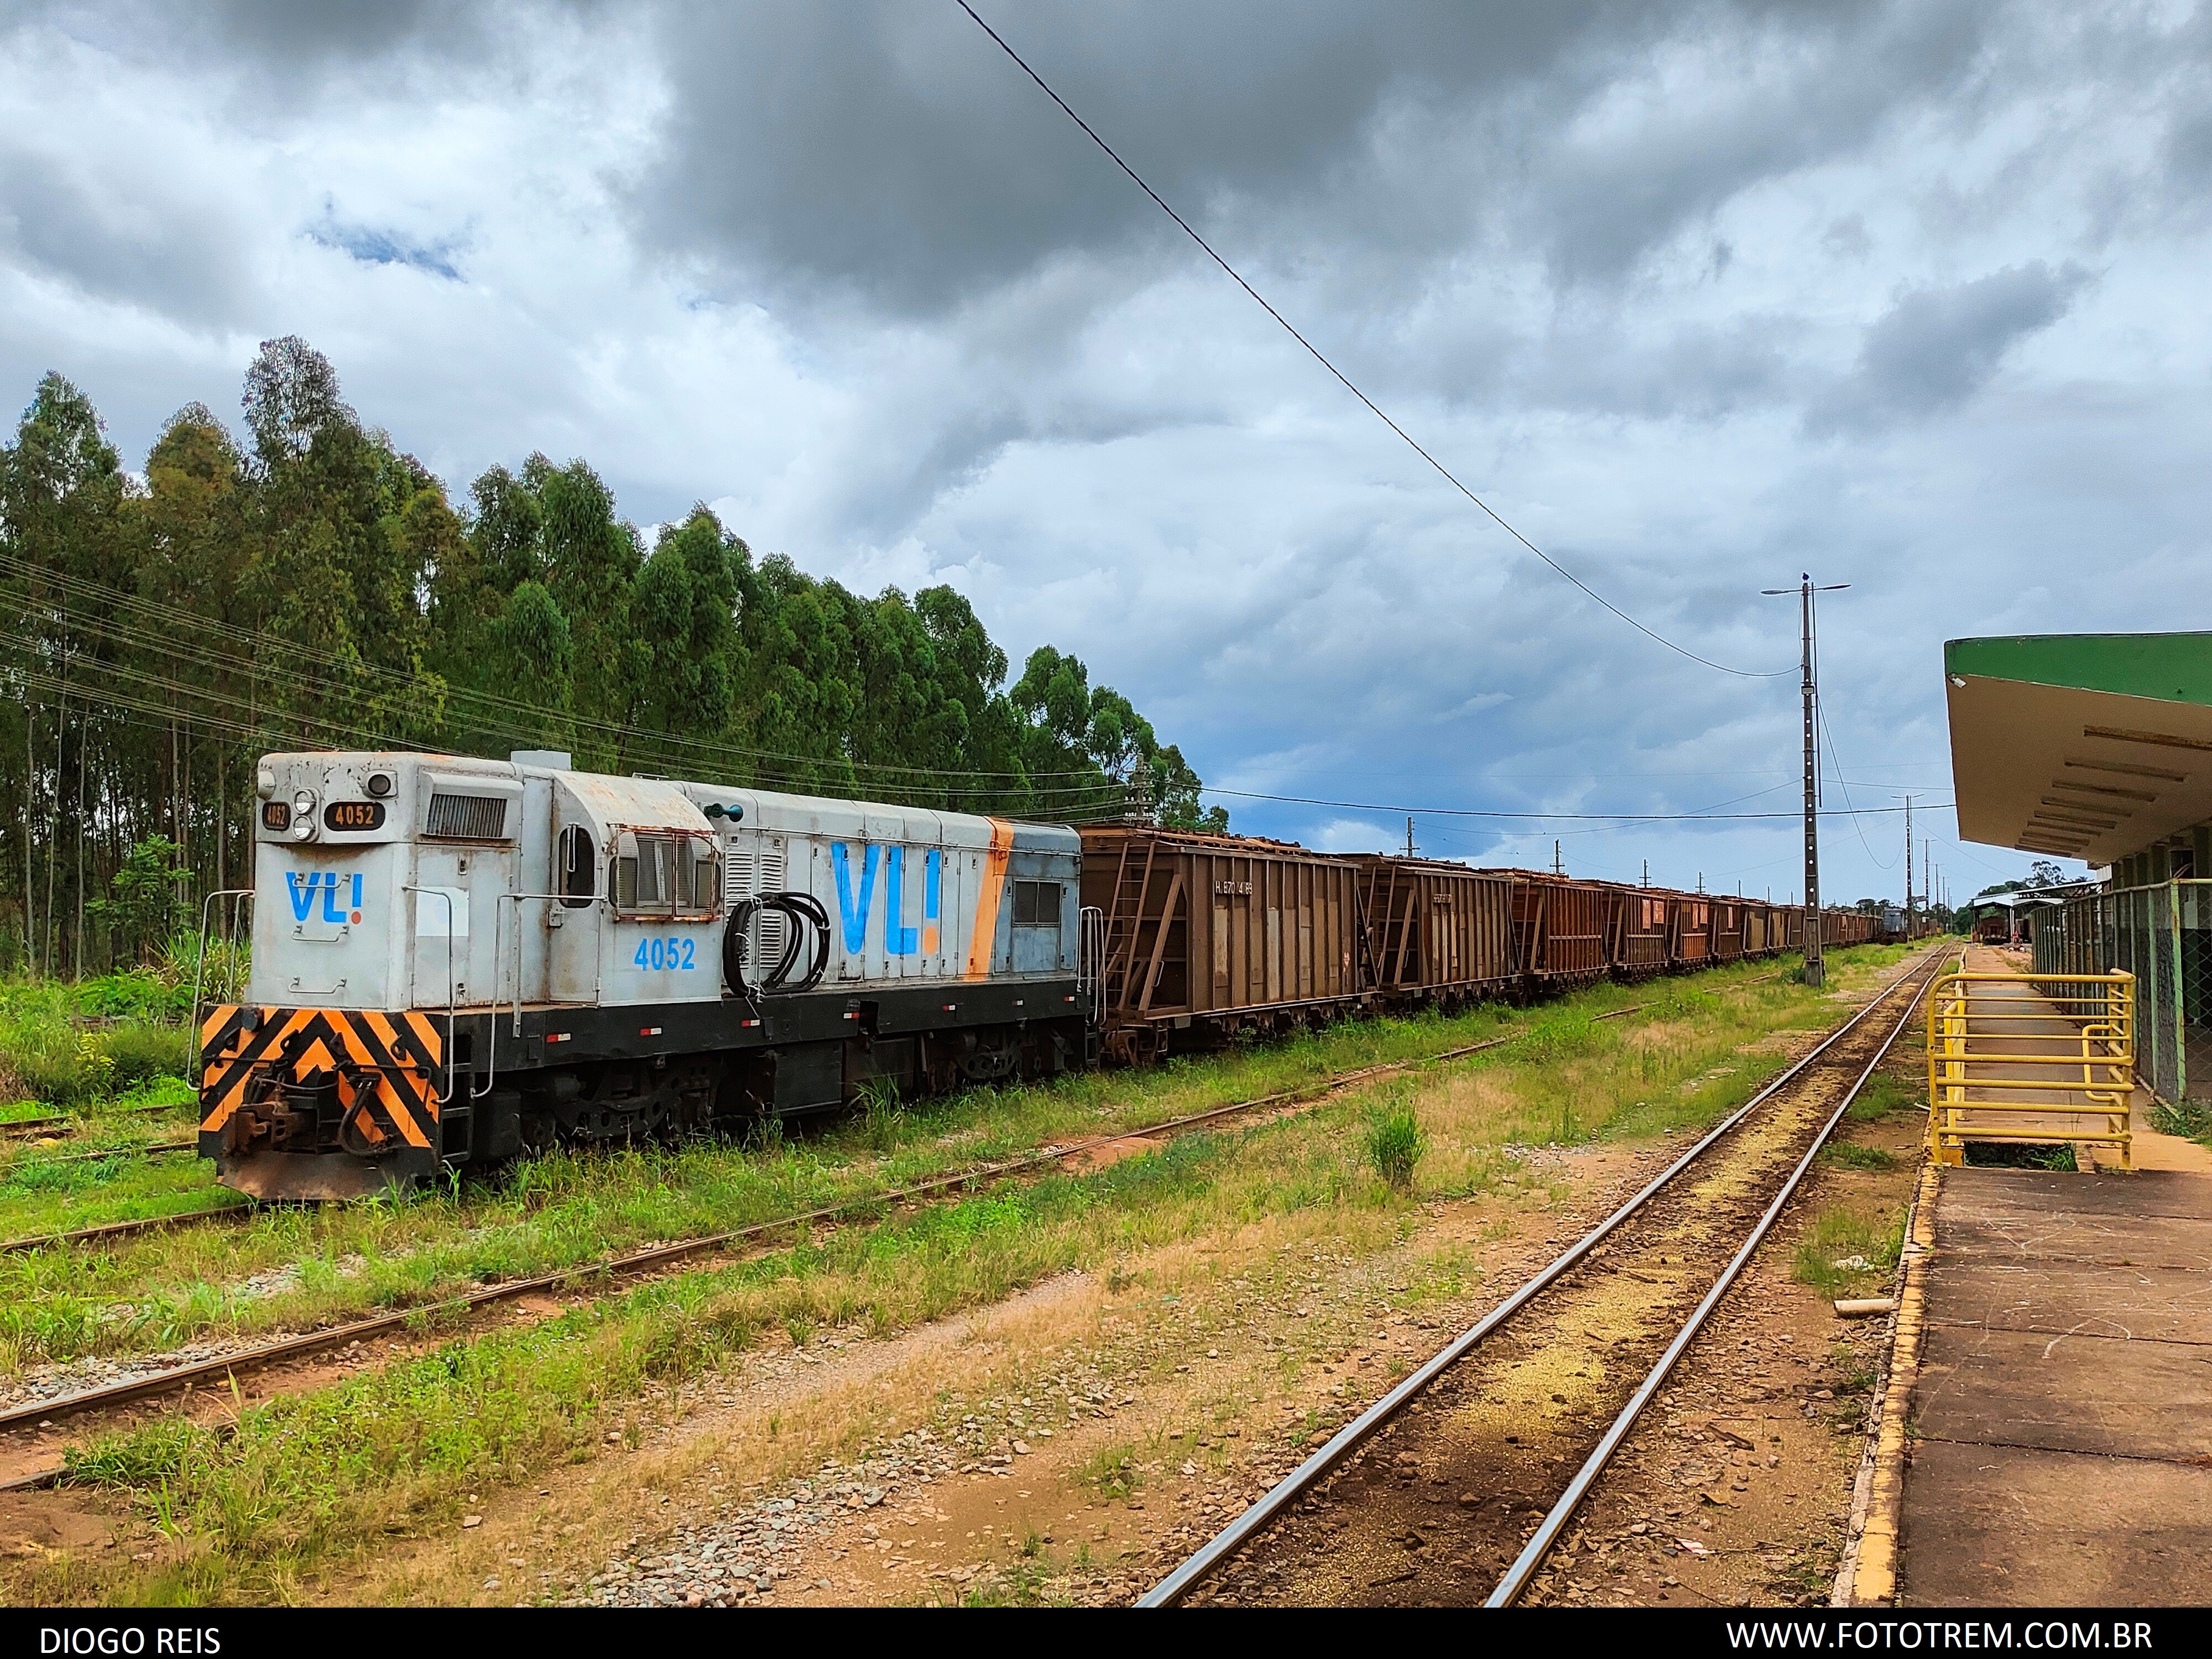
1363, 1094, 1425, 1192
1792, 1206, 1907, 1299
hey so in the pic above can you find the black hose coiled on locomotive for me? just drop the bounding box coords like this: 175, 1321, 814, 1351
723, 891, 832, 999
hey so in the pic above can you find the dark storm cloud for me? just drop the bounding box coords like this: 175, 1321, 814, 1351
627, 1, 2012, 321
632, 0, 1655, 312
1807, 261, 2091, 435
19, 0, 509, 77
0, 139, 249, 326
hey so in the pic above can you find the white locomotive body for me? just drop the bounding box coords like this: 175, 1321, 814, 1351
201, 749, 1085, 1200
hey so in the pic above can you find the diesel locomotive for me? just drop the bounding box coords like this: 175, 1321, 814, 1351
195, 748, 1867, 1202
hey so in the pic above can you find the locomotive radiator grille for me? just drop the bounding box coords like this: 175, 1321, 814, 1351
425, 792, 509, 841
199, 1005, 444, 1154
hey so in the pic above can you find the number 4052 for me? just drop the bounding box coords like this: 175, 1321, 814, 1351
633, 937, 696, 971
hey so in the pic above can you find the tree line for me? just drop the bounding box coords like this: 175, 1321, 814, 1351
0, 337, 1225, 976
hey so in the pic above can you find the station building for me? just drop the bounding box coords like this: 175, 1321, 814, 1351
1866, 632, 2212, 1609
1945, 629, 2212, 1106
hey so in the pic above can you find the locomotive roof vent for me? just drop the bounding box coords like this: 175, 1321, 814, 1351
511, 750, 573, 771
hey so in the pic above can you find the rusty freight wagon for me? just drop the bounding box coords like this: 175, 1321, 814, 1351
1670, 892, 1714, 967
1079, 827, 1365, 1061
1778, 906, 1804, 951
1712, 898, 1745, 963
1606, 888, 1673, 981
1743, 901, 1773, 958
1503, 873, 1610, 991
1350, 856, 1517, 1006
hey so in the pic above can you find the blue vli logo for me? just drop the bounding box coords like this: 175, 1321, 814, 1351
288, 870, 364, 925
830, 843, 942, 956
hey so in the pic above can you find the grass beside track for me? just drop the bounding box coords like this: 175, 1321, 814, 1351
4, 943, 1932, 1607
3, 973, 1653, 1373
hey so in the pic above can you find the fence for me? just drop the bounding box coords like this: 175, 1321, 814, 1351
2034, 880, 2212, 1108
1925, 971, 2133, 1168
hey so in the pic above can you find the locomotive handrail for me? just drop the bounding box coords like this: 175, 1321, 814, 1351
187, 889, 255, 1087
475, 891, 573, 1101
1077, 904, 1106, 1027
401, 886, 459, 1107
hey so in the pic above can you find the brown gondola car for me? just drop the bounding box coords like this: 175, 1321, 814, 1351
1077, 827, 1364, 1062
1712, 898, 1745, 962
1503, 873, 1610, 991
1779, 906, 1804, 950
1350, 856, 1517, 1006
1606, 887, 1673, 981
1670, 891, 1714, 967
1744, 901, 1772, 957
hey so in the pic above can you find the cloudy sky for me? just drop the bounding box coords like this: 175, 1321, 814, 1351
7, 0, 2211, 903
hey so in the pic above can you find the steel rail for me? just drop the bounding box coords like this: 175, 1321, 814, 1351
0, 1016, 1606, 1443
0, 1206, 255, 1256
0, 1103, 175, 1141
3, 1139, 196, 1167
1484, 948, 1953, 1606
1136, 946, 1948, 1608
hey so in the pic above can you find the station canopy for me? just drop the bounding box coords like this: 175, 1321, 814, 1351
1945, 632, 2212, 865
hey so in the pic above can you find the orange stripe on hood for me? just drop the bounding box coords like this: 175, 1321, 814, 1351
966, 818, 1015, 978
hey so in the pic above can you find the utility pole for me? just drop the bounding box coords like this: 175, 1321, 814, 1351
1904, 796, 1913, 935
1553, 840, 1563, 878
1765, 574, 1848, 988
1405, 816, 1417, 858
1924, 839, 1932, 935
1641, 859, 1648, 888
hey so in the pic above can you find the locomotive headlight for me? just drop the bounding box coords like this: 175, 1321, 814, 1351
291, 789, 317, 840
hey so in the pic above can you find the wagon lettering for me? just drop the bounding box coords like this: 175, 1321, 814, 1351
831, 841, 879, 953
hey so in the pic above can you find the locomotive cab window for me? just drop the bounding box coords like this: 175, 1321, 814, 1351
612, 832, 717, 916
1013, 880, 1062, 928
559, 826, 596, 907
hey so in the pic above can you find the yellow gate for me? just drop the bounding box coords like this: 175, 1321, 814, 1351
1926, 972, 2134, 1168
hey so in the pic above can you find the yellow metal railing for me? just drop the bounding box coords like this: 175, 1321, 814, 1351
1926, 972, 2133, 1168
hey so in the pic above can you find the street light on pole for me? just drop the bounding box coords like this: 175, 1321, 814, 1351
1763, 575, 1849, 988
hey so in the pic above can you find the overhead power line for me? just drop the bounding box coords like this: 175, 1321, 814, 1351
1197, 785, 1949, 822
955, 1, 1793, 681
0, 551, 1123, 789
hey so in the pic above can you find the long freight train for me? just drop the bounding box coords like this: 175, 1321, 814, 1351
196, 751, 1888, 1201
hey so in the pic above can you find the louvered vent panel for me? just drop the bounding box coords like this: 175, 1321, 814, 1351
758, 843, 787, 966
425, 793, 509, 841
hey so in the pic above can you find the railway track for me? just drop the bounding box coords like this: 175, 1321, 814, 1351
0, 1102, 173, 1142
7, 1138, 196, 1167
0, 1003, 1667, 1480
1140, 946, 1951, 1609
0, 1005, 1652, 1265
0, 1205, 254, 1256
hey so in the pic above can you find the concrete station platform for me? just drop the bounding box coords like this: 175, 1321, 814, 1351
1850, 955, 2212, 1606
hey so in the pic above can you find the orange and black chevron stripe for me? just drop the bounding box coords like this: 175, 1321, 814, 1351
199, 1005, 444, 1151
